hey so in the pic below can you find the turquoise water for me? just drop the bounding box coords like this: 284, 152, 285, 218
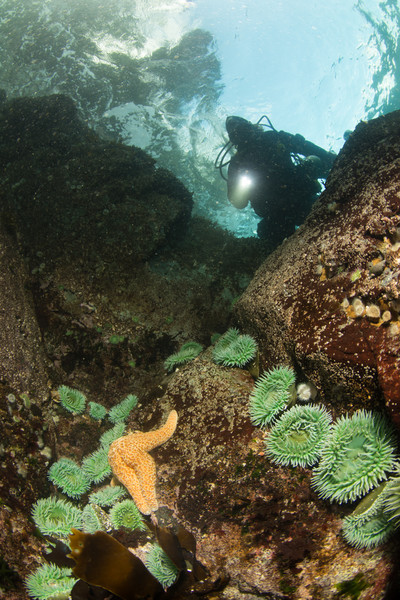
0, 0, 397, 235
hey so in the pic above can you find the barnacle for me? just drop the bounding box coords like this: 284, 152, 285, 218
248, 366, 296, 428
265, 404, 332, 467
312, 410, 396, 503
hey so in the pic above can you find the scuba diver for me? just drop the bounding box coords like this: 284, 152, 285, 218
215, 115, 337, 247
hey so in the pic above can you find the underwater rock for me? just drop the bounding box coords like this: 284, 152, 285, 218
0, 226, 48, 398
0, 94, 193, 270
144, 352, 396, 600
234, 110, 400, 429
0, 226, 52, 592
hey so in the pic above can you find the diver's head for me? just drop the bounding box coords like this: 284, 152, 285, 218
302, 154, 323, 177
226, 116, 257, 146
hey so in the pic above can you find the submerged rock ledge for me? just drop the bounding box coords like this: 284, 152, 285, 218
235, 110, 400, 430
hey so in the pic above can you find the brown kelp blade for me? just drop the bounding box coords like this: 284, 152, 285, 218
68, 528, 163, 600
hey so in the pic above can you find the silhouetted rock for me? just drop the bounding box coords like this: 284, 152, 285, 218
0, 94, 193, 270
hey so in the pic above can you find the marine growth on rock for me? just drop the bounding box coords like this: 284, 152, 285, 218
312, 410, 397, 503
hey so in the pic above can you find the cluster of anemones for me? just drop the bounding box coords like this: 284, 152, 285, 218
248, 366, 399, 549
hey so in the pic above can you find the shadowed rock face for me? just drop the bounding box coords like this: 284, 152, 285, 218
0, 94, 193, 270
234, 110, 400, 428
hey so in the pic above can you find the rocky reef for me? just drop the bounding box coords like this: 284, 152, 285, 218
0, 95, 399, 600
235, 112, 400, 430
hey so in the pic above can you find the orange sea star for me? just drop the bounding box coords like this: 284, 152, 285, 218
108, 410, 178, 515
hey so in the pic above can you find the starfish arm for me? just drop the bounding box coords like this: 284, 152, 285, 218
108, 410, 178, 515
136, 409, 178, 452
108, 444, 153, 514
132, 449, 158, 513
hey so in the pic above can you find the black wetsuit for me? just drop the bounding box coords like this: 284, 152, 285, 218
226, 116, 336, 246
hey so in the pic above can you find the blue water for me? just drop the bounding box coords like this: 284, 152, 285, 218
0, 0, 397, 236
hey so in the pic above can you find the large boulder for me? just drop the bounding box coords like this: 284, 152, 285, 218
143, 354, 397, 600
234, 111, 400, 428
0, 226, 50, 591
0, 94, 193, 270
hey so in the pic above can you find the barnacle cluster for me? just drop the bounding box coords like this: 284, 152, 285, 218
341, 296, 394, 326
340, 229, 400, 327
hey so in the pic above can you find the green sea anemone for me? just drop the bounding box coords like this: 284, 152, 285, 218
164, 341, 203, 371
213, 327, 239, 349
108, 393, 138, 424
25, 563, 76, 600
383, 464, 400, 527
58, 385, 86, 414
82, 503, 108, 534
32, 496, 82, 538
248, 365, 296, 428
265, 404, 332, 467
81, 447, 111, 484
312, 410, 397, 504
89, 485, 126, 507
213, 328, 257, 368
89, 401, 107, 420
342, 483, 397, 548
99, 423, 125, 448
109, 499, 146, 531
48, 457, 91, 499
145, 543, 179, 589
